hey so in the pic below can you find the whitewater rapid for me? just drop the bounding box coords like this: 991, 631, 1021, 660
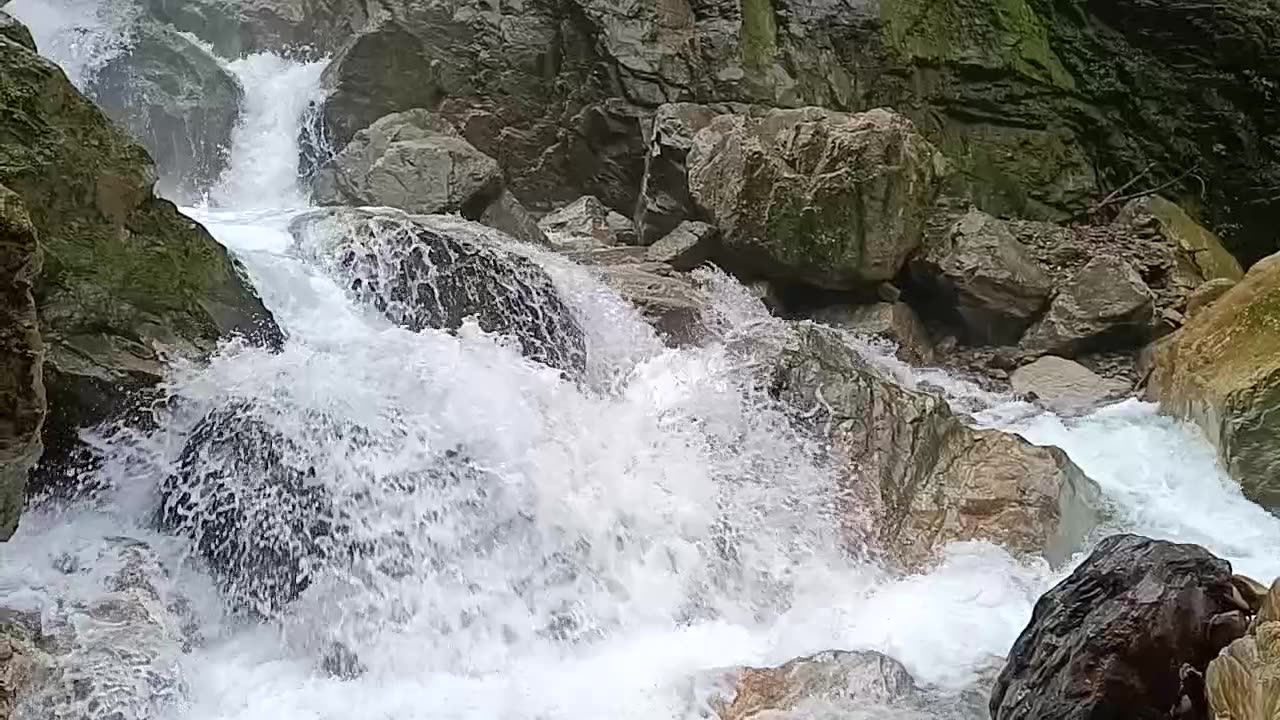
5, 4, 1280, 719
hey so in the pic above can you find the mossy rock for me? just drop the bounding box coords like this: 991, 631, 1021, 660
0, 24, 280, 497
1148, 252, 1280, 512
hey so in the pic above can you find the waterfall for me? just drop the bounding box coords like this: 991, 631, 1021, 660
4, 2, 1280, 719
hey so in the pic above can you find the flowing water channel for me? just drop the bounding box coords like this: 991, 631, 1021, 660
5, 3, 1280, 718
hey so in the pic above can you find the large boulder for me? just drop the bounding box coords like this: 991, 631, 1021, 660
911, 210, 1053, 345
1147, 252, 1280, 513
291, 208, 587, 375
991, 534, 1245, 720
0, 187, 44, 539
688, 107, 945, 290
312, 109, 503, 217
0, 22, 279, 498
1021, 256, 1155, 356
773, 324, 1101, 567
89, 18, 244, 200
1205, 577, 1280, 720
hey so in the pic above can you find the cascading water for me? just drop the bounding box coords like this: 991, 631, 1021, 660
6, 3, 1280, 719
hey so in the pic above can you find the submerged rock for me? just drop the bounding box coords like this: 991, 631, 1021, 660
9, 538, 192, 719
774, 324, 1101, 567
708, 650, 990, 720
689, 107, 945, 290
1146, 252, 1280, 513
991, 534, 1243, 720
0, 187, 44, 539
291, 208, 587, 376
0, 19, 279, 502
158, 401, 343, 612
90, 18, 244, 200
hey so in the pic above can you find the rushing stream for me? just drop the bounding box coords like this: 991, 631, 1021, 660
6, 3, 1280, 719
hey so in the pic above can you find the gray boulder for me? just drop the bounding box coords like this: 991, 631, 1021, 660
645, 220, 717, 271
809, 302, 936, 365
1011, 356, 1131, 416
1022, 256, 1156, 356
539, 196, 637, 250
596, 263, 708, 346
688, 107, 945, 290
912, 210, 1053, 345
90, 18, 243, 200
313, 109, 503, 216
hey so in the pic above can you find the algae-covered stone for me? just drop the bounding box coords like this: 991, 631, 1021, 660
1122, 196, 1243, 285
1148, 253, 1280, 513
688, 107, 945, 290
0, 186, 45, 538
90, 18, 243, 200
0, 24, 279, 495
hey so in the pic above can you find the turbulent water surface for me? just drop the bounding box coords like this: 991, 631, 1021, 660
5, 4, 1280, 719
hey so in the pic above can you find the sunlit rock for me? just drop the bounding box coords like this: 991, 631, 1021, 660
1147, 252, 1280, 514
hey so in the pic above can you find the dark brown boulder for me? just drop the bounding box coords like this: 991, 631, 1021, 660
991, 534, 1245, 720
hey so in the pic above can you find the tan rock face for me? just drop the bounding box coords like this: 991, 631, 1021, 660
1147, 253, 1280, 513
688, 107, 945, 291
1206, 579, 1280, 720
774, 324, 1101, 567
1186, 278, 1238, 320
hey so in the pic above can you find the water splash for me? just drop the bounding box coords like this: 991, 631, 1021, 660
210, 53, 328, 210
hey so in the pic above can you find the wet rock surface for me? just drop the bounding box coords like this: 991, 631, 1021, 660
291, 208, 587, 376
992, 534, 1243, 720
774, 324, 1101, 568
